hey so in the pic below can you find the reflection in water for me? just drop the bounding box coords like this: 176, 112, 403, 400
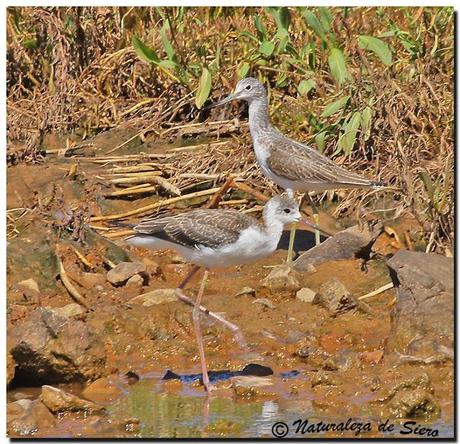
108, 379, 269, 438
107, 378, 454, 439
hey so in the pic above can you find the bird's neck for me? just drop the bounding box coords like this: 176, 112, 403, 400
262, 211, 284, 243
248, 97, 270, 137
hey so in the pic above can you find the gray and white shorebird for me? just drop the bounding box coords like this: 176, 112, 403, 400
126, 195, 300, 392
209, 77, 384, 262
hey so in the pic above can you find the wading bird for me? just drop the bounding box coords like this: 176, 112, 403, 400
126, 195, 300, 392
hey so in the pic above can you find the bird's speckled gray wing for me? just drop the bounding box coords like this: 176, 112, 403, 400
263, 131, 383, 189
133, 209, 258, 249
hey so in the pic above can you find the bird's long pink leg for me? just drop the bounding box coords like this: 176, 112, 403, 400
175, 267, 247, 349
193, 268, 210, 392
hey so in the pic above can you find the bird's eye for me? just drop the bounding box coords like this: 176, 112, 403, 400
283, 208, 291, 214
245, 85, 252, 90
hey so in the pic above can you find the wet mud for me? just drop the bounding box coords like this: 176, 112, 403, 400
6, 133, 453, 438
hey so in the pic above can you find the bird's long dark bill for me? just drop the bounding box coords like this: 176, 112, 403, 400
298, 216, 332, 238
204, 93, 236, 110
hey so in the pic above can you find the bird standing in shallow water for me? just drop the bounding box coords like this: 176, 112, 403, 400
126, 195, 300, 392
209, 77, 384, 263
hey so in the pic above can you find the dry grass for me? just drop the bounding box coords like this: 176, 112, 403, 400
6, 6, 453, 253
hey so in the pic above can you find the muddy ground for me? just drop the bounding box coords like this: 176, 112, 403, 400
6, 131, 454, 438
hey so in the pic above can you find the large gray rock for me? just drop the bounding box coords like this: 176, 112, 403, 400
9, 307, 107, 384
294, 222, 383, 272
107, 261, 146, 286
386, 250, 453, 362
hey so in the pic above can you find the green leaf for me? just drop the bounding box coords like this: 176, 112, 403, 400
195, 67, 212, 109
237, 62, 250, 79
297, 79, 316, 95
132, 35, 159, 64
321, 95, 350, 118
259, 40, 275, 57
418, 171, 435, 203
361, 106, 373, 140
160, 24, 176, 61
269, 7, 290, 38
318, 7, 333, 32
328, 48, 350, 85
159, 60, 178, 69
302, 10, 327, 42
358, 35, 393, 66
23, 38, 38, 50
338, 112, 361, 154
254, 16, 267, 41
239, 31, 258, 42
315, 131, 327, 153
276, 35, 289, 54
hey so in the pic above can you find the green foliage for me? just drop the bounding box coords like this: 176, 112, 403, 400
328, 48, 350, 85
195, 67, 212, 109
132, 35, 160, 64
358, 35, 393, 65
321, 95, 350, 118
337, 111, 362, 155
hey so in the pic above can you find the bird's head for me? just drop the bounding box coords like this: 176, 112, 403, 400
208, 77, 266, 109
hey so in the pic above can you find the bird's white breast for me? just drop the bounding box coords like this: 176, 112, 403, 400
196, 225, 279, 268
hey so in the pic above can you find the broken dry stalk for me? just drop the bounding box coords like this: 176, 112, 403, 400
57, 253, 90, 309
359, 282, 394, 301
72, 246, 94, 270
91, 187, 221, 221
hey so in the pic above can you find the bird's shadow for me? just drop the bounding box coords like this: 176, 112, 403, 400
277, 229, 326, 258
162, 363, 299, 384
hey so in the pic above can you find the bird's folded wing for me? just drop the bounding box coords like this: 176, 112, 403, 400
267, 138, 378, 187
134, 210, 256, 249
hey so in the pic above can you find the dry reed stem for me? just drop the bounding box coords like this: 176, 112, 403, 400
358, 282, 394, 301
56, 251, 90, 309
91, 186, 221, 221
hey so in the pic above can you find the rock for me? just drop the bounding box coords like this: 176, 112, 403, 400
45, 303, 84, 318
41, 385, 104, 414
252, 298, 275, 309
310, 371, 337, 388
313, 278, 359, 316
82, 377, 124, 404
232, 376, 276, 398
11, 278, 42, 305
235, 287, 256, 297
17, 278, 40, 293
79, 272, 106, 289
386, 250, 453, 361
126, 274, 144, 288
294, 222, 384, 272
9, 307, 106, 384
296, 287, 316, 303
7, 399, 55, 436
360, 350, 384, 365
388, 389, 440, 419
7, 352, 16, 386
106, 262, 146, 286
142, 257, 161, 276
260, 265, 301, 294
128, 288, 177, 306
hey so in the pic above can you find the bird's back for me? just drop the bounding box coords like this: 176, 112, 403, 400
256, 126, 384, 192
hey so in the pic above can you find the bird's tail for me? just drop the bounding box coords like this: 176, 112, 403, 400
108, 220, 136, 229
371, 180, 386, 189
